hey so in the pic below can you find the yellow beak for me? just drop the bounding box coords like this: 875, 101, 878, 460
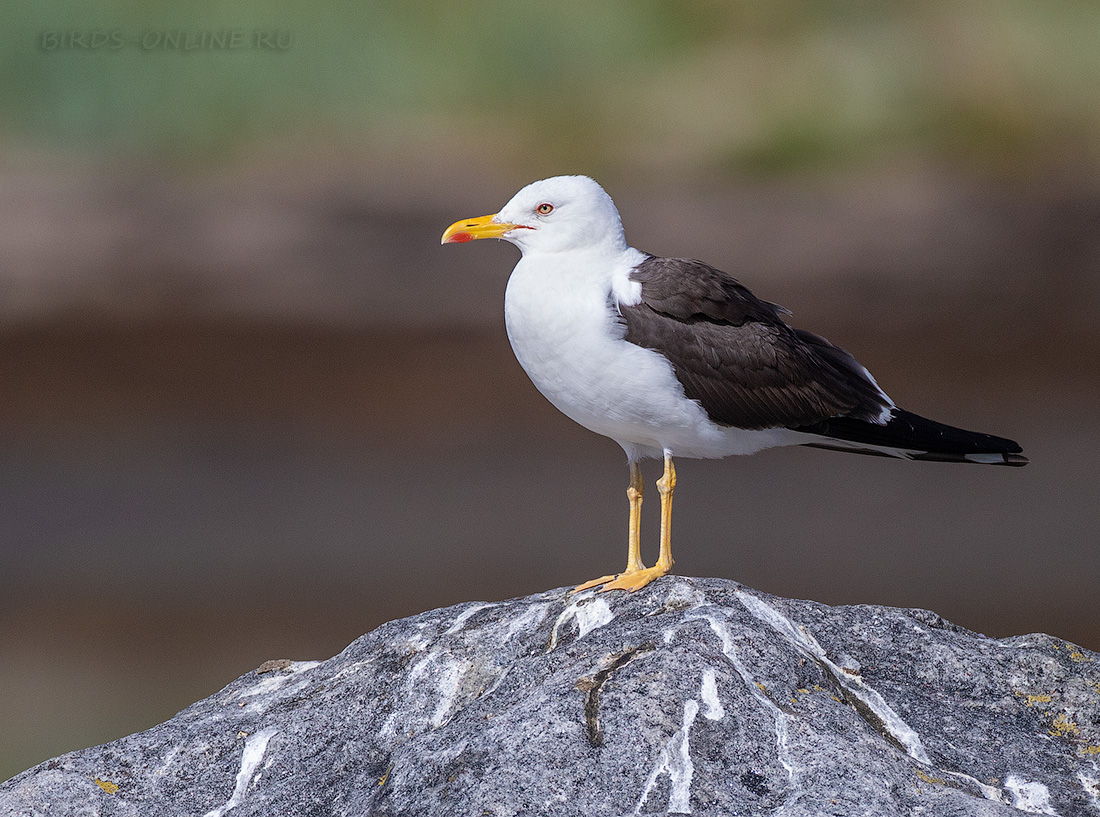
440, 213, 523, 244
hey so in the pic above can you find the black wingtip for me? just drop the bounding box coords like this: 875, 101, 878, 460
798, 409, 1028, 467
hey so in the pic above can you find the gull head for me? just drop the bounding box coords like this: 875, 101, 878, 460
441, 175, 627, 255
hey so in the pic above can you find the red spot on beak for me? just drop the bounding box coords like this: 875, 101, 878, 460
447, 232, 473, 244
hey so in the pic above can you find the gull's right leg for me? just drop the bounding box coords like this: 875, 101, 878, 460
571, 459, 645, 593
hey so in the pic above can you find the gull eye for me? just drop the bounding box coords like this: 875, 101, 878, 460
536, 202, 554, 215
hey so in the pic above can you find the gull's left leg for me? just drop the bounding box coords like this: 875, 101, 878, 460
654, 450, 676, 574
593, 451, 675, 593
572, 459, 645, 593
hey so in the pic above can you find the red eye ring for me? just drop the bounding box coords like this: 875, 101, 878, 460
536, 202, 554, 215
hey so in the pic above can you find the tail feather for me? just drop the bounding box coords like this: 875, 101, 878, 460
795, 408, 1028, 466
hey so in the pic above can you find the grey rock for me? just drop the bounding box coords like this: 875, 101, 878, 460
2, 577, 1099, 816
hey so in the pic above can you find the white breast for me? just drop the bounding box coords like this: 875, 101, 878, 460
503, 248, 798, 460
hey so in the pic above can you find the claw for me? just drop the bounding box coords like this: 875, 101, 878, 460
570, 574, 617, 594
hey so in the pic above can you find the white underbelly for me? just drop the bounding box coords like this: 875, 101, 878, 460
504, 268, 796, 460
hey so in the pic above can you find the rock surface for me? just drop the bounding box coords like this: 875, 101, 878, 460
2, 577, 1099, 816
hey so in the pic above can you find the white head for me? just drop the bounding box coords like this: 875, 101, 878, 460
441, 175, 627, 255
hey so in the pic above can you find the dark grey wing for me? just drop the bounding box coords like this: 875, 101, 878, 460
626, 256, 792, 325
620, 256, 891, 430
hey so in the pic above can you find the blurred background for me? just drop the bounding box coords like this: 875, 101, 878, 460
2, 0, 1099, 783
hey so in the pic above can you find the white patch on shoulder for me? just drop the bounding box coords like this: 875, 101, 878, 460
610, 247, 648, 308
611, 271, 642, 308
1004, 775, 1058, 814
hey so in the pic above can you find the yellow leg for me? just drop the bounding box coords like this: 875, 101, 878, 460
655, 452, 676, 573
573, 454, 675, 594
572, 461, 645, 592
625, 460, 645, 572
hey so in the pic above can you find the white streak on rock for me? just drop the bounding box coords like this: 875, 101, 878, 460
736, 590, 932, 765
944, 771, 1007, 804
700, 668, 724, 721
433, 738, 470, 767
378, 710, 398, 739
154, 745, 182, 778
696, 614, 796, 784
479, 666, 510, 700
327, 657, 379, 684
380, 653, 437, 738
634, 699, 700, 815
659, 581, 709, 612
504, 603, 550, 641
287, 660, 321, 673
1078, 770, 1100, 811
429, 657, 465, 728
381, 650, 469, 735
234, 662, 320, 713
237, 661, 319, 697
238, 675, 291, 699
548, 597, 613, 650
573, 598, 614, 637
445, 603, 496, 635
408, 652, 436, 681
203, 728, 277, 817
669, 700, 699, 813
1005, 774, 1058, 814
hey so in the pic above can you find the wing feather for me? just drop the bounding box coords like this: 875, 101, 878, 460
620, 256, 890, 430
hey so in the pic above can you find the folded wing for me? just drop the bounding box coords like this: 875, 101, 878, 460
619, 255, 1026, 465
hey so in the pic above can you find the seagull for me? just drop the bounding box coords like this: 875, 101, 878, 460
441, 175, 1027, 593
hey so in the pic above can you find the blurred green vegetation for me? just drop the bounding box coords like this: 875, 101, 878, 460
3, 1, 1100, 174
